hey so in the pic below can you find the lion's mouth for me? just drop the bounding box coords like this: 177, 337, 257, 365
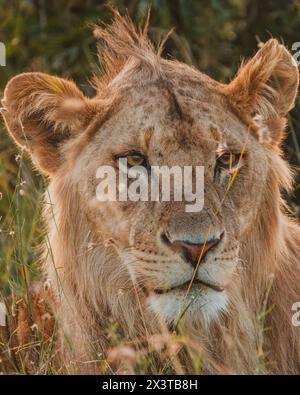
154, 278, 225, 295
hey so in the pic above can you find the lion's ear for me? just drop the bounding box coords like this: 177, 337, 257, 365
225, 39, 299, 147
1, 72, 95, 175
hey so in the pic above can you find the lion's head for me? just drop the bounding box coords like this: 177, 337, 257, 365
2, 12, 300, 373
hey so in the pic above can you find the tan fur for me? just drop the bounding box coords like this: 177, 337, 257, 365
1, 10, 300, 374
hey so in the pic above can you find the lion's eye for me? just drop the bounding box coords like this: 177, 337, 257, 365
126, 152, 147, 167
217, 152, 241, 170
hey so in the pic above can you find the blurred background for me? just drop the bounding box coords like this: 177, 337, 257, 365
0, 0, 300, 294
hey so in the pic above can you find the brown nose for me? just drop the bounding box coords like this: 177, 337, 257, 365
162, 233, 222, 268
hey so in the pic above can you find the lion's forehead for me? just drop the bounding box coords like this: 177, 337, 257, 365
71, 77, 255, 189
90, 85, 249, 156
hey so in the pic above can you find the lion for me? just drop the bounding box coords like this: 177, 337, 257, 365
1, 11, 300, 374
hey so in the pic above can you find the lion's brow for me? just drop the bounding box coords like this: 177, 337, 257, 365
144, 126, 154, 149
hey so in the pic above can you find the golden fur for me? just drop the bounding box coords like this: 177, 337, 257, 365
1, 11, 300, 374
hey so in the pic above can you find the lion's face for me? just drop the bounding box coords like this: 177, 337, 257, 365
74, 76, 269, 325
2, 31, 298, 329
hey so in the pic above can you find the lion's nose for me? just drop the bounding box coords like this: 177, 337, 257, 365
161, 233, 223, 268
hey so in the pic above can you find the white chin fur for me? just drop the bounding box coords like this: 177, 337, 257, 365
147, 286, 228, 326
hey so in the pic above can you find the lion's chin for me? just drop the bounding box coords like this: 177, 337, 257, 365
146, 284, 228, 326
